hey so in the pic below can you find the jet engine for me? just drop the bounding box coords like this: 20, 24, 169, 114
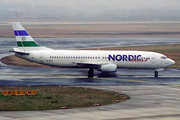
100, 64, 117, 72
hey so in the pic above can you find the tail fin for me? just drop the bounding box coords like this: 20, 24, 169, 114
12, 22, 51, 51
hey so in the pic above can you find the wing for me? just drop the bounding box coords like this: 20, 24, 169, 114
73, 61, 108, 68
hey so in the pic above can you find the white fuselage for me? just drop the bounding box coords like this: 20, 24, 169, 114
16, 50, 175, 69
11, 22, 175, 76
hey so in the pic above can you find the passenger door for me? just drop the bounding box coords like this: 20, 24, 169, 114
151, 54, 156, 63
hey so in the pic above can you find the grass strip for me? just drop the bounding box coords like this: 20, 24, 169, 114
0, 86, 129, 111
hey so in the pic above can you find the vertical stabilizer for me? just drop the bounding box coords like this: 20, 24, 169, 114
12, 22, 51, 51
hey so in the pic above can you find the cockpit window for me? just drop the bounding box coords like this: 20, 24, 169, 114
161, 56, 167, 59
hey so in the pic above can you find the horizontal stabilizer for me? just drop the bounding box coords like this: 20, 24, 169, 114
10, 48, 30, 55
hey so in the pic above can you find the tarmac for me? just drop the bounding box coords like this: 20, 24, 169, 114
1, 37, 180, 119
0, 85, 180, 120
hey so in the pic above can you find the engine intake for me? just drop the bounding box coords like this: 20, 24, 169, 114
100, 64, 117, 72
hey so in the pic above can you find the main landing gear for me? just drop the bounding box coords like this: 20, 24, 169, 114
154, 71, 158, 77
88, 68, 94, 77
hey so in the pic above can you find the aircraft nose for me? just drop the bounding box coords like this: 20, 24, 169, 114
169, 59, 175, 66
163, 58, 175, 67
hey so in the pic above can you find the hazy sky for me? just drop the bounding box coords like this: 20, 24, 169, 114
1, 0, 180, 20
1, 0, 180, 9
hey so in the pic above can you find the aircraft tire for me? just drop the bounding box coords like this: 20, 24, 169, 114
88, 68, 94, 77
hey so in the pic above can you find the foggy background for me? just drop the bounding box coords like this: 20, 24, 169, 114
0, 0, 180, 20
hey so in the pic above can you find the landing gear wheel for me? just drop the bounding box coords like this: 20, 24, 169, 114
154, 71, 158, 77
88, 68, 94, 77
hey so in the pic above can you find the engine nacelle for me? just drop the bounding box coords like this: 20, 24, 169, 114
100, 64, 117, 72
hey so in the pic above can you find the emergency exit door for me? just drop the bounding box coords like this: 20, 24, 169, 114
40, 53, 44, 63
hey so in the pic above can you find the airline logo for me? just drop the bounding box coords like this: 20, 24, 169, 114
109, 54, 150, 62
13, 30, 41, 47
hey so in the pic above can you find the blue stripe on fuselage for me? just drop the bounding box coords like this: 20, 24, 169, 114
14, 30, 29, 36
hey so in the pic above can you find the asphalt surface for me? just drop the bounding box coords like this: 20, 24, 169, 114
0, 85, 180, 120
1, 37, 180, 53
0, 37, 180, 120
1, 37, 180, 86
0, 57, 180, 87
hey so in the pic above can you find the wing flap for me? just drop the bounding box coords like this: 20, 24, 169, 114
73, 61, 107, 68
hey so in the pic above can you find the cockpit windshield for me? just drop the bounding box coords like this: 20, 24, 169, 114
161, 56, 167, 59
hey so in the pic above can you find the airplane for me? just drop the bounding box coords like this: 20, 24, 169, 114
11, 22, 175, 77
